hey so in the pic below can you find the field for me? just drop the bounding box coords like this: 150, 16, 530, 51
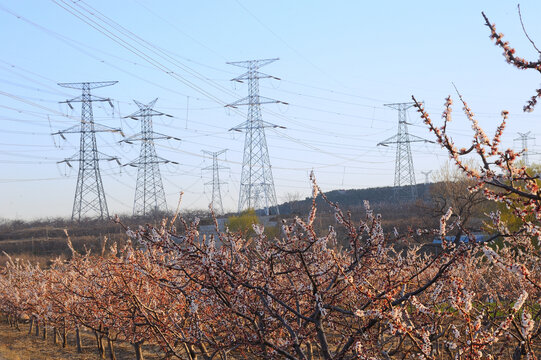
0, 320, 162, 360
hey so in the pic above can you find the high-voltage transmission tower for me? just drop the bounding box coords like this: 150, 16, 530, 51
54, 81, 121, 221
202, 149, 228, 215
226, 58, 286, 216
378, 102, 432, 202
515, 131, 535, 167
121, 99, 179, 217
421, 170, 432, 184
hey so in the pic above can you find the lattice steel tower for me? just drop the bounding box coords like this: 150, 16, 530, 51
122, 99, 178, 216
226, 58, 285, 215
54, 81, 120, 221
202, 149, 228, 215
515, 131, 535, 167
420, 170, 433, 184
378, 102, 432, 202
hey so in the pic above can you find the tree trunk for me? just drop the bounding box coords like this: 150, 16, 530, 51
100, 334, 106, 359
62, 325, 67, 348
513, 345, 522, 360
76, 325, 83, 353
42, 322, 47, 340
94, 330, 106, 359
189, 344, 197, 360
53, 327, 58, 345
198, 342, 210, 360
28, 317, 34, 335
94, 331, 99, 351
133, 341, 144, 360
35, 320, 40, 337
183, 343, 194, 360
306, 341, 313, 360
108, 337, 117, 360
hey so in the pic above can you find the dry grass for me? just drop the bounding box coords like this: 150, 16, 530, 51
0, 321, 163, 360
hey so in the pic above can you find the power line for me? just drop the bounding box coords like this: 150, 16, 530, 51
52, 0, 242, 110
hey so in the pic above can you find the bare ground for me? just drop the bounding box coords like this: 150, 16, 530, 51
0, 321, 163, 360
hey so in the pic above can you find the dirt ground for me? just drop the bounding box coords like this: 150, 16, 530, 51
0, 322, 162, 360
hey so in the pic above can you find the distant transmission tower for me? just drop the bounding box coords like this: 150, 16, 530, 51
202, 149, 228, 215
54, 81, 121, 221
421, 170, 432, 184
515, 131, 535, 167
122, 99, 179, 216
226, 58, 286, 215
378, 102, 432, 202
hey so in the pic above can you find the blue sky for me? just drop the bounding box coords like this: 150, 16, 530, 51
1, 0, 541, 219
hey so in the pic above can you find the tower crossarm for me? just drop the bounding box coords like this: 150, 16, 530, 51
60, 95, 114, 107
120, 132, 180, 144
408, 134, 434, 143
515, 131, 533, 140
57, 151, 120, 166
226, 58, 279, 68
58, 81, 118, 90
383, 101, 416, 110
51, 124, 80, 137
229, 120, 285, 132
124, 99, 173, 119
378, 134, 433, 146
230, 72, 280, 83
134, 98, 158, 110
377, 134, 399, 146
124, 156, 178, 167
125, 110, 173, 120
226, 96, 288, 108
54, 123, 123, 135
202, 149, 228, 157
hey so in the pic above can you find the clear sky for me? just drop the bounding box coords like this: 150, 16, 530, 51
1, 0, 541, 220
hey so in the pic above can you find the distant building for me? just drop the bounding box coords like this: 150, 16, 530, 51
432, 233, 488, 244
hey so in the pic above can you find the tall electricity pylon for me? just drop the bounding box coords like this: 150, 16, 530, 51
202, 149, 228, 215
122, 99, 179, 216
421, 170, 432, 184
515, 131, 535, 167
54, 81, 121, 221
378, 102, 432, 202
226, 58, 286, 215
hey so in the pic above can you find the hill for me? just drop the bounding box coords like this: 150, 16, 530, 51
278, 183, 430, 215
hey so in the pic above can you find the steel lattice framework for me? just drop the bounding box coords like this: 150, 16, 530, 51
202, 149, 228, 215
226, 58, 286, 215
378, 102, 432, 202
122, 98, 178, 216
515, 131, 535, 167
421, 170, 433, 184
54, 81, 120, 221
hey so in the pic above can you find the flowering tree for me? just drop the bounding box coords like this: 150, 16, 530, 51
405, 11, 541, 359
